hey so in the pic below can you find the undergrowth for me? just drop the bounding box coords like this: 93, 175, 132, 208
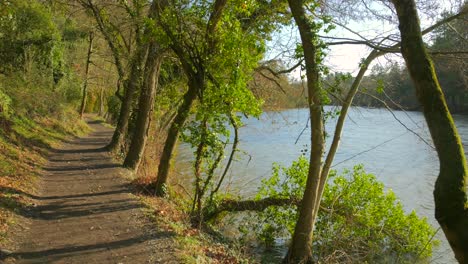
137, 192, 254, 264
249, 157, 438, 263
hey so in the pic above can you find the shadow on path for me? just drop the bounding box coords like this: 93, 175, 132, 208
2, 118, 178, 264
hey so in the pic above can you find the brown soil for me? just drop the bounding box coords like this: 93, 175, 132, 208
1, 119, 178, 263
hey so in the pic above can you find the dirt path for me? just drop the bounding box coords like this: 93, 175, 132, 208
3, 119, 177, 264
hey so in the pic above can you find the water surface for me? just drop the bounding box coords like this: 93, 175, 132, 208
175, 107, 468, 263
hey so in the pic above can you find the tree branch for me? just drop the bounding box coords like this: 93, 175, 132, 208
205, 197, 300, 220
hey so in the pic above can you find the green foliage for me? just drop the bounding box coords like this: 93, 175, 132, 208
254, 156, 308, 245
0, 72, 79, 117
326, 62, 419, 110
56, 71, 82, 103
253, 157, 438, 262
0, 0, 62, 73
106, 95, 122, 123
157, 0, 266, 216
429, 5, 468, 113
0, 0, 88, 119
0, 88, 12, 118
376, 79, 385, 94
58, 17, 88, 42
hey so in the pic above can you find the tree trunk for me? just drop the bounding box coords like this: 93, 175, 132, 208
390, 0, 468, 263
315, 50, 381, 210
315, 8, 468, 212
80, 31, 94, 119
191, 119, 208, 225
209, 114, 239, 201
105, 0, 159, 154
99, 85, 104, 116
82, 0, 129, 150
205, 197, 301, 221
285, 0, 325, 263
123, 44, 163, 171
154, 81, 198, 196
106, 48, 146, 153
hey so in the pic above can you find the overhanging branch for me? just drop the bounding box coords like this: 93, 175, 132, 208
205, 197, 300, 220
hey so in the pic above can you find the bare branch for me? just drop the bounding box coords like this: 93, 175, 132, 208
205, 197, 301, 220
258, 71, 287, 94
360, 91, 434, 149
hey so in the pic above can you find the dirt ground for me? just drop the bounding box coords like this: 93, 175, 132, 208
1, 119, 179, 264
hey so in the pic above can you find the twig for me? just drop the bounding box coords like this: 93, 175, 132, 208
360, 91, 434, 149
295, 116, 310, 145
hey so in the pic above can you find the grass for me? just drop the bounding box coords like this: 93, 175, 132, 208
127, 121, 256, 263
0, 107, 89, 245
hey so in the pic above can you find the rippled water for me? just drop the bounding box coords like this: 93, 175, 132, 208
175, 106, 468, 263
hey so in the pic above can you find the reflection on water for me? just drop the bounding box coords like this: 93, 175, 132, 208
175, 106, 468, 263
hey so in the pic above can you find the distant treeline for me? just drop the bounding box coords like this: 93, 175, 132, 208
331, 56, 468, 113
250, 61, 308, 110
254, 12, 467, 113
253, 58, 468, 113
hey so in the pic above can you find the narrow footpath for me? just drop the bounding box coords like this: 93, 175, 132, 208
3, 119, 177, 264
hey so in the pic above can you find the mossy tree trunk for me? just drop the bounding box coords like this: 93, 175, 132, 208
123, 43, 163, 171
106, 50, 145, 153
391, 0, 468, 262
154, 80, 198, 196
122, 0, 163, 165
284, 0, 325, 263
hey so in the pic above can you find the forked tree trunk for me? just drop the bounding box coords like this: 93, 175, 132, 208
123, 44, 163, 171
154, 81, 198, 196
80, 31, 94, 119
284, 0, 325, 263
391, 0, 468, 262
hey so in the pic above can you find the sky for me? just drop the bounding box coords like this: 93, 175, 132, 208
265, 0, 462, 80
265, 23, 397, 80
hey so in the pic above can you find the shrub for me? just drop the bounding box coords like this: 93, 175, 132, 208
253, 156, 438, 263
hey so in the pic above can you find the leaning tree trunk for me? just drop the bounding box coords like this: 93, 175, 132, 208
80, 31, 94, 119
123, 44, 163, 171
154, 81, 198, 196
106, 47, 146, 153
284, 0, 325, 263
391, 0, 468, 262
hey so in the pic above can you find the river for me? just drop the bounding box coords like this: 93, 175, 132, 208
175, 106, 468, 263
